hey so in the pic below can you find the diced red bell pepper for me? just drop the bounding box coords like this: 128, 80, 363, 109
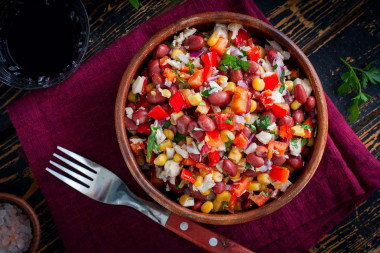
279, 123, 292, 139
196, 100, 210, 115
267, 140, 289, 159
233, 29, 251, 46
136, 123, 151, 135
272, 103, 290, 118
210, 37, 228, 56
188, 69, 204, 88
263, 73, 279, 91
148, 105, 169, 121
290, 68, 299, 78
247, 46, 261, 62
216, 113, 235, 130
181, 168, 196, 183
230, 177, 250, 197
181, 65, 189, 73
269, 165, 290, 183
130, 141, 145, 155
179, 89, 195, 108
260, 90, 274, 109
163, 68, 177, 82
233, 132, 249, 149
250, 191, 272, 207
231, 86, 251, 115
201, 51, 218, 68
208, 151, 220, 167
195, 162, 213, 173
228, 194, 237, 212
169, 92, 186, 113
303, 117, 314, 138
205, 130, 223, 148
147, 151, 155, 164
159, 56, 169, 67
182, 158, 196, 166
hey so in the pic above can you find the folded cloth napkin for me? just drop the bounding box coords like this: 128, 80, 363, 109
8, 0, 380, 252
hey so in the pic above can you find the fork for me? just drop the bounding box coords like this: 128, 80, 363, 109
46, 146, 253, 253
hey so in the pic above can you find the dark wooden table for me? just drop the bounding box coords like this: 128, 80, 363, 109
0, 0, 379, 252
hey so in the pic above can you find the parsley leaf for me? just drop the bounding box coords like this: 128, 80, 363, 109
222, 201, 228, 210
202, 33, 210, 39
225, 116, 234, 125
301, 138, 308, 146
183, 84, 190, 89
338, 58, 379, 122
280, 69, 285, 84
209, 115, 216, 119
129, 0, 139, 9
247, 124, 257, 133
301, 124, 313, 130
186, 62, 194, 75
279, 84, 286, 94
218, 53, 250, 71
173, 133, 186, 142
273, 64, 278, 70
314, 126, 318, 138
163, 120, 171, 129
173, 69, 184, 83
255, 115, 271, 130
147, 126, 159, 162
201, 88, 217, 97
245, 163, 252, 170
241, 50, 248, 57
291, 138, 298, 149
203, 153, 209, 158
290, 76, 296, 81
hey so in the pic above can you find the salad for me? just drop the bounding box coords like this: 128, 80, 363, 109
124, 23, 317, 213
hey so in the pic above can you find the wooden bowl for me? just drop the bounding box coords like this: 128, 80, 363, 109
115, 12, 328, 225
0, 193, 41, 253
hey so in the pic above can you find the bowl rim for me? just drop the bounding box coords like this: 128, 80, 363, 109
0, 192, 41, 253
115, 12, 328, 225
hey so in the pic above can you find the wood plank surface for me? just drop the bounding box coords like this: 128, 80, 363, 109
0, 0, 379, 252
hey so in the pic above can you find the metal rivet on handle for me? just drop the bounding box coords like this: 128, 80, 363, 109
180, 222, 188, 231
209, 237, 218, 246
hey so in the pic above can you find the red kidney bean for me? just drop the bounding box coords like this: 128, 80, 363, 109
272, 155, 286, 166
189, 153, 201, 162
192, 200, 203, 211
167, 181, 183, 194
238, 192, 250, 202
287, 156, 304, 169
241, 170, 260, 178
124, 117, 137, 131
169, 85, 178, 96
245, 99, 251, 114
231, 69, 244, 83
190, 130, 206, 143
255, 100, 266, 113
148, 59, 161, 78
262, 110, 277, 124
251, 90, 261, 100
304, 96, 316, 112
244, 74, 259, 85
183, 35, 204, 51
246, 153, 265, 167
168, 125, 177, 134
161, 104, 174, 115
266, 48, 278, 64
197, 115, 216, 132
187, 121, 198, 132
223, 159, 237, 177
177, 115, 192, 135
294, 84, 307, 104
146, 88, 166, 104
242, 126, 252, 138
301, 146, 310, 158
141, 68, 149, 78
293, 109, 304, 124
246, 61, 259, 74
255, 146, 268, 158
155, 44, 170, 58
242, 199, 254, 210
277, 115, 295, 127
132, 109, 149, 124
207, 91, 231, 106
189, 184, 207, 200
213, 181, 226, 194
151, 73, 164, 86
126, 102, 136, 110
136, 96, 150, 109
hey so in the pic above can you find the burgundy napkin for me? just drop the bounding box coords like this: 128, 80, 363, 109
8, 0, 380, 252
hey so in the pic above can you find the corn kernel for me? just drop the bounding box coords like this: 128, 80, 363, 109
216, 191, 232, 202
194, 176, 204, 187
218, 76, 228, 84
128, 91, 137, 102
307, 138, 314, 147
185, 137, 193, 146
223, 176, 230, 183
212, 171, 223, 182
200, 170, 210, 178
244, 114, 252, 124
159, 140, 172, 152
272, 181, 283, 190
235, 202, 242, 211
222, 107, 232, 113
285, 80, 294, 91
154, 154, 167, 166
173, 153, 183, 163
291, 100, 302, 110
179, 194, 191, 206
207, 32, 219, 46
230, 171, 241, 180
171, 48, 184, 60
250, 100, 257, 113
259, 184, 267, 191
291, 125, 305, 137
178, 180, 186, 189
201, 201, 214, 213
248, 181, 261, 191
212, 200, 223, 212
136, 155, 145, 166
258, 46, 266, 58
188, 93, 202, 106
204, 136, 210, 142
163, 129, 174, 140
252, 78, 265, 91
257, 173, 271, 185
220, 130, 235, 143
161, 89, 171, 98
223, 82, 236, 93
171, 111, 184, 125
228, 147, 242, 164
237, 158, 246, 168
202, 189, 212, 196
146, 83, 155, 93
258, 66, 265, 74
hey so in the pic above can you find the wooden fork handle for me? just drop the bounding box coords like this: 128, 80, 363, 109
165, 213, 254, 253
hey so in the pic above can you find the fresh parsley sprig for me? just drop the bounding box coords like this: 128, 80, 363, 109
338, 58, 380, 122
218, 53, 250, 72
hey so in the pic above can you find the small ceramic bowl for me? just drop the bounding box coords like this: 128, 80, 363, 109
0, 193, 41, 253
115, 12, 328, 225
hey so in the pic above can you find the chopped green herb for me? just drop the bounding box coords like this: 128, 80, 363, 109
199, 101, 206, 106
192, 172, 197, 179
279, 84, 286, 94
263, 191, 271, 196
186, 62, 194, 75
245, 164, 252, 170
255, 115, 271, 130
291, 138, 298, 149
290, 76, 296, 81
241, 50, 248, 57
201, 88, 217, 97
203, 153, 209, 158
314, 126, 318, 138
147, 126, 159, 162
173, 69, 184, 83
225, 116, 234, 125
301, 138, 308, 146
247, 124, 257, 133
183, 84, 190, 89
131, 79, 136, 84
129, 0, 139, 10
222, 201, 228, 210
163, 120, 171, 129
280, 69, 285, 83
301, 124, 313, 130
202, 33, 210, 39
170, 41, 174, 49
273, 64, 278, 70
209, 115, 216, 119
218, 53, 250, 71
173, 133, 186, 142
